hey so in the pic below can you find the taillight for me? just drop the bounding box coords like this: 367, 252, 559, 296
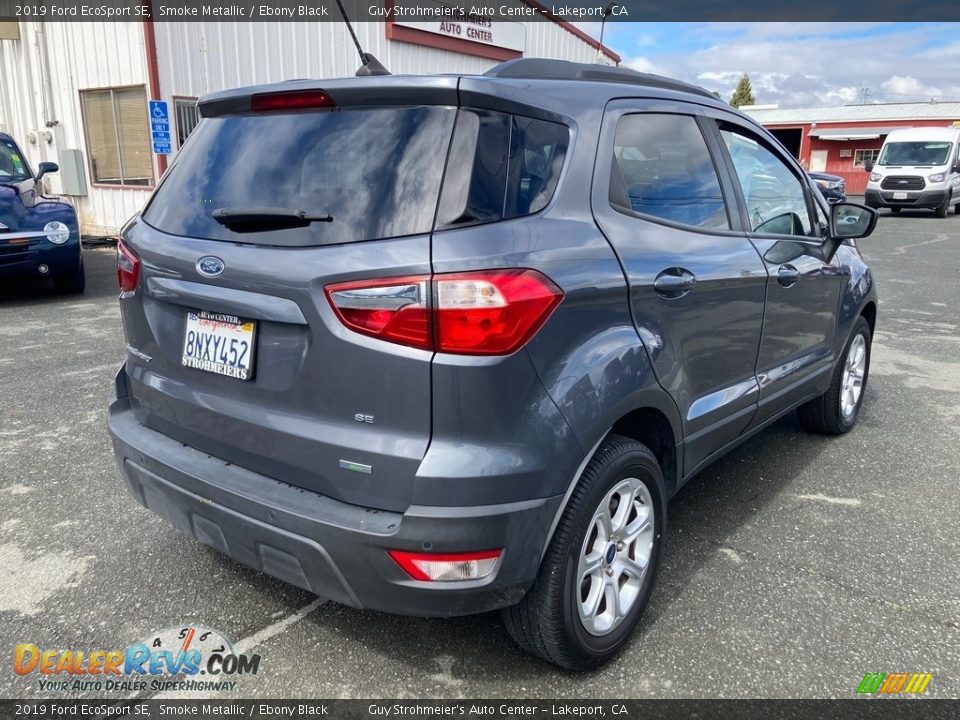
388, 549, 502, 582
117, 240, 140, 295
435, 270, 563, 355
325, 269, 562, 356
251, 90, 336, 112
325, 276, 431, 350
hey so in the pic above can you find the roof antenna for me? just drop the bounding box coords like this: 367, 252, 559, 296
334, 0, 391, 76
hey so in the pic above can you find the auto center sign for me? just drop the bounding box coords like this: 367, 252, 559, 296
393, 18, 526, 53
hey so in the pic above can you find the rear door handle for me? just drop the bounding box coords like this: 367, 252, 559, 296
654, 268, 696, 299
778, 264, 800, 288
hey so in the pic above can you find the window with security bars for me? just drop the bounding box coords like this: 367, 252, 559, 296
174, 97, 201, 148
854, 149, 880, 167
80, 86, 153, 186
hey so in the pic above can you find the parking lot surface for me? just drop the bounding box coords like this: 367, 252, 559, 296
1, 209, 958, 699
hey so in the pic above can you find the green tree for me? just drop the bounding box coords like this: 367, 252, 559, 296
730, 73, 756, 108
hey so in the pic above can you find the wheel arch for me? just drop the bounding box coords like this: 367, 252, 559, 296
609, 407, 679, 498
538, 404, 680, 563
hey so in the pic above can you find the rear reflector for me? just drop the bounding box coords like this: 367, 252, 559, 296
251, 90, 336, 112
117, 240, 140, 294
388, 549, 502, 582
325, 269, 562, 356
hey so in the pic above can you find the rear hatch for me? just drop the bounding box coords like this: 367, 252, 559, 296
120, 78, 459, 512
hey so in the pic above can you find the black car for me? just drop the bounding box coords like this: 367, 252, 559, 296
0, 133, 84, 293
809, 171, 847, 203
109, 58, 879, 670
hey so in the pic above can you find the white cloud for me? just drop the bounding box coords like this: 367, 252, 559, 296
880, 76, 943, 102
609, 23, 960, 108
625, 56, 668, 76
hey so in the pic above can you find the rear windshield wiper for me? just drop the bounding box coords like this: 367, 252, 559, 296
212, 207, 333, 232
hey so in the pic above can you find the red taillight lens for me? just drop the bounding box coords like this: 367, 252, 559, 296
388, 549, 502, 582
117, 240, 140, 294
434, 270, 563, 355
326, 269, 562, 356
251, 90, 336, 112
325, 276, 431, 350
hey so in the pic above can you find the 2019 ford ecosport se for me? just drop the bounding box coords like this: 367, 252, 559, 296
108, 59, 879, 670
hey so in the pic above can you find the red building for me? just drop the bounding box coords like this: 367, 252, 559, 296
745, 102, 960, 194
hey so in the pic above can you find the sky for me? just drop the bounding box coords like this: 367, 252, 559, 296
580, 22, 960, 108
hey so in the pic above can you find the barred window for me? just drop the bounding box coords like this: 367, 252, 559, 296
174, 97, 201, 148
854, 149, 880, 167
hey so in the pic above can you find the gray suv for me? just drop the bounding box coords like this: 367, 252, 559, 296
108, 59, 878, 670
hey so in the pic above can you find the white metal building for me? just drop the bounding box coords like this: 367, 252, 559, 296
0, 15, 618, 237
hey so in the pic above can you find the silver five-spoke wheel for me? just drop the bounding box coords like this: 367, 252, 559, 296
576, 477, 655, 636
840, 334, 866, 420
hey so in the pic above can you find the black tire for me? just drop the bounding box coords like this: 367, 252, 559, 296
502, 434, 666, 670
935, 193, 950, 218
798, 316, 871, 435
890, 207, 901, 215
954, 200, 960, 215
53, 258, 85, 295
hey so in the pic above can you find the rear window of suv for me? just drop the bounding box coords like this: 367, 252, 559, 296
143, 106, 456, 246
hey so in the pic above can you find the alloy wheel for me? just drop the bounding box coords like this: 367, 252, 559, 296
576, 477, 655, 636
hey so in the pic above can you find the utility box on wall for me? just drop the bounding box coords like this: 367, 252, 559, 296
59, 148, 88, 196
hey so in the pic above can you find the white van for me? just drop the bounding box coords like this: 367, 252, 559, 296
865, 126, 960, 217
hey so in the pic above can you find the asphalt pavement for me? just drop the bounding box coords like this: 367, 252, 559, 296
1, 208, 958, 699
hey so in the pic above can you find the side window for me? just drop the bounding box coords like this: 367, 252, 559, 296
721, 127, 813, 237
609, 113, 729, 230
437, 109, 568, 228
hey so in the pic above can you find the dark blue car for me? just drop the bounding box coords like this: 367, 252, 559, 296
0, 133, 84, 293
808, 171, 847, 204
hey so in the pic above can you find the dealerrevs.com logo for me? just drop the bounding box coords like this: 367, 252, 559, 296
14, 625, 261, 693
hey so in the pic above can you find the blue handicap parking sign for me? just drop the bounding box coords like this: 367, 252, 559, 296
149, 100, 172, 155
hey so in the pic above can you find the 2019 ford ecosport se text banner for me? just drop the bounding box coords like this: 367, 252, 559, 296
108, 59, 879, 670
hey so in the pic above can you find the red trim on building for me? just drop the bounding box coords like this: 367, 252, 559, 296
142, 9, 166, 175
385, 22, 521, 62
762, 118, 960, 194
383, 0, 619, 65
521, 1, 620, 63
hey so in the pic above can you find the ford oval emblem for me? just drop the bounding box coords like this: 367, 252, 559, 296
197, 256, 224, 277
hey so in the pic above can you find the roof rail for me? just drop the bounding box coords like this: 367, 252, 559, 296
484, 58, 716, 100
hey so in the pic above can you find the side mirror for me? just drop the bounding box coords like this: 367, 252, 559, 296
831, 202, 878, 240
863, 159, 874, 172
35, 161, 59, 184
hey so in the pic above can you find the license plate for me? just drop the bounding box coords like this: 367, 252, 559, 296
893, 192, 908, 200
182, 310, 256, 380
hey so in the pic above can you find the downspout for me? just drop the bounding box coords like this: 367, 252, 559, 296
34, 23, 58, 128
142, 10, 167, 175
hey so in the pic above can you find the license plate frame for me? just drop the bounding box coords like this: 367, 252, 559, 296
892, 192, 908, 200
182, 310, 257, 381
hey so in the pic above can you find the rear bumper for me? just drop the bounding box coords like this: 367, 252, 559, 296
865, 188, 949, 209
108, 372, 561, 617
